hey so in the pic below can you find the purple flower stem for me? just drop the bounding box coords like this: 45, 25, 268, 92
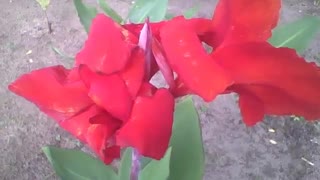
130, 149, 141, 180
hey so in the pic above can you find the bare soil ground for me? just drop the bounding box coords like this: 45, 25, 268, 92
0, 0, 320, 179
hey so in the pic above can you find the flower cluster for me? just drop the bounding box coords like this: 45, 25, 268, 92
9, 0, 320, 163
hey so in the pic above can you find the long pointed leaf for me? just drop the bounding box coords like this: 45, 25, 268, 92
43, 146, 118, 180
168, 97, 205, 180
128, 0, 168, 23
183, 6, 199, 19
269, 16, 320, 54
139, 148, 172, 180
36, 0, 50, 10
119, 148, 132, 180
73, 0, 98, 33
97, 0, 123, 23
165, 13, 174, 20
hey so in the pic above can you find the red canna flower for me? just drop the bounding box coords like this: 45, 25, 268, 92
8, 0, 320, 164
157, 0, 320, 126
9, 14, 175, 164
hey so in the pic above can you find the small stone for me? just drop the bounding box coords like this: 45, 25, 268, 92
269, 139, 277, 145
301, 157, 315, 166
26, 50, 32, 55
268, 128, 276, 133
55, 135, 61, 141
76, 140, 82, 147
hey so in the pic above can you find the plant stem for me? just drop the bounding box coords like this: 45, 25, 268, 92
44, 10, 52, 33
130, 149, 141, 180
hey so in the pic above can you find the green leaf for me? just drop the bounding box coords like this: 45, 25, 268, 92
168, 97, 204, 180
183, 6, 199, 19
165, 13, 175, 20
128, 0, 168, 23
119, 148, 132, 180
36, 0, 50, 10
269, 16, 320, 54
73, 0, 98, 33
140, 156, 152, 169
139, 148, 172, 180
97, 0, 123, 23
43, 146, 118, 180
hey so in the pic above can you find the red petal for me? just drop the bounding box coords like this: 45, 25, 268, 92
86, 113, 121, 163
171, 77, 192, 98
8, 66, 92, 122
60, 105, 121, 163
213, 42, 320, 123
75, 14, 132, 74
120, 26, 139, 45
120, 48, 145, 98
211, 0, 281, 47
86, 124, 116, 161
116, 89, 174, 159
183, 18, 215, 45
261, 85, 320, 118
59, 105, 100, 142
137, 82, 157, 97
102, 146, 121, 164
79, 65, 133, 121
160, 17, 232, 101
232, 86, 264, 126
